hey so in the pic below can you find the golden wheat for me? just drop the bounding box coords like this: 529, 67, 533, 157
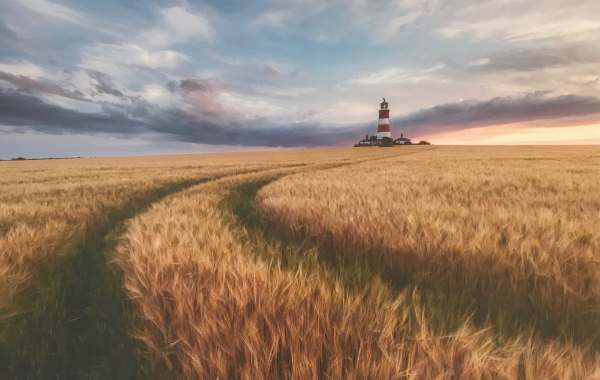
0, 148, 393, 317
258, 146, 600, 344
114, 155, 600, 379
0, 155, 277, 317
3, 146, 599, 378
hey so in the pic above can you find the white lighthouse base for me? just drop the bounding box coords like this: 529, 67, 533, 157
377, 131, 391, 140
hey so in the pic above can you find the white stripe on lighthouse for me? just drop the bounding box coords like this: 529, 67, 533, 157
378, 118, 390, 125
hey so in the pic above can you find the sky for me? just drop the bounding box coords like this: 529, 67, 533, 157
0, 0, 599, 158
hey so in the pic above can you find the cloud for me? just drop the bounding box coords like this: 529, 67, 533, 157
179, 78, 216, 93
438, 2, 600, 43
263, 65, 281, 80
1, 0, 599, 152
470, 44, 600, 73
381, 11, 420, 39
456, 43, 600, 98
0, 89, 146, 135
1, 0, 121, 39
175, 78, 222, 115
0, 88, 364, 147
252, 0, 428, 42
0, 70, 86, 101
140, 6, 215, 47
0, 63, 150, 117
148, 108, 364, 146
441, 16, 600, 43
171, 77, 310, 121
253, 86, 316, 98
73, 6, 212, 87
468, 58, 490, 67
0, 61, 48, 79
81, 43, 188, 71
313, 101, 374, 124
5, 76, 600, 149
347, 64, 445, 86
18, 0, 84, 25
252, 9, 289, 28
0, 62, 151, 109
393, 92, 600, 135
86, 70, 123, 97
0, 22, 23, 53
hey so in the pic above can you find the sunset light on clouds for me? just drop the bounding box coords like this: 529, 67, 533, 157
421, 124, 600, 145
0, 0, 599, 157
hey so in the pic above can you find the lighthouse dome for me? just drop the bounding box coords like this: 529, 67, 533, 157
380, 98, 388, 110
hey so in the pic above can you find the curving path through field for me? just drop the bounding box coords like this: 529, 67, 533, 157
219, 152, 600, 377
106, 150, 599, 378
8, 148, 596, 378
248, 150, 600, 351
1, 167, 285, 379
111, 157, 441, 379
1, 151, 404, 378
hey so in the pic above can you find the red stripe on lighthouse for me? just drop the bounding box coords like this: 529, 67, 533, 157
379, 110, 389, 118
377, 124, 391, 132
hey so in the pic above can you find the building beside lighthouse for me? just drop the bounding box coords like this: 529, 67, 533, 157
377, 98, 392, 140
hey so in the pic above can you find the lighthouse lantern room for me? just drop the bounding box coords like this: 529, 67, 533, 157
376, 98, 392, 140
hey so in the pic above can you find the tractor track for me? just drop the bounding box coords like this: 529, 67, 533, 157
1, 166, 295, 379
220, 147, 600, 350
0, 149, 428, 378
221, 148, 435, 293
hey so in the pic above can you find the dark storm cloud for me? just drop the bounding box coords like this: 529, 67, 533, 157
2, 88, 598, 146
0, 70, 142, 108
0, 71, 86, 100
86, 70, 123, 97
148, 108, 364, 146
0, 88, 364, 146
178, 78, 215, 93
394, 92, 600, 135
0, 89, 146, 135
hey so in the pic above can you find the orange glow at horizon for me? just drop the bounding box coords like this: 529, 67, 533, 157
420, 123, 600, 145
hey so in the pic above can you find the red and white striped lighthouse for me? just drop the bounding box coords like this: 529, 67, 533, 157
377, 98, 391, 140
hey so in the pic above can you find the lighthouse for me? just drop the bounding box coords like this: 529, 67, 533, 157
354, 98, 419, 146
377, 98, 391, 140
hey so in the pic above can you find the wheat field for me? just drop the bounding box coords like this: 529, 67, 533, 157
1, 146, 598, 378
